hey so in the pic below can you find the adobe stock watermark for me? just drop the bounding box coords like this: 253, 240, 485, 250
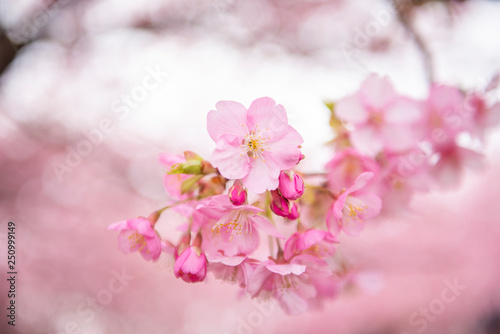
6, 0, 70, 45
51, 64, 169, 182
400, 277, 467, 334
58, 267, 135, 334
225, 298, 277, 334
340, 0, 413, 71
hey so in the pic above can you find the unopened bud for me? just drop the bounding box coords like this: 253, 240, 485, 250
229, 180, 247, 205
270, 189, 291, 217
278, 170, 304, 200
286, 202, 299, 220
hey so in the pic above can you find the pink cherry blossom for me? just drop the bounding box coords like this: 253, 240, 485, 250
421, 84, 466, 148
108, 217, 162, 262
174, 245, 207, 283
246, 254, 336, 315
196, 195, 284, 257
335, 74, 421, 155
327, 172, 382, 237
284, 229, 338, 261
278, 170, 304, 200
207, 97, 303, 193
430, 143, 484, 189
464, 91, 500, 141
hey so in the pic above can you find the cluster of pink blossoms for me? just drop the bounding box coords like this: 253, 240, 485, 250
108, 75, 499, 315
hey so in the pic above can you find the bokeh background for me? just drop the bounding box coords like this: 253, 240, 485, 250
1, 0, 500, 333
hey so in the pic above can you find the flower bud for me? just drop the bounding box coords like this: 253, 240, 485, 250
286, 202, 299, 220
270, 189, 291, 217
228, 180, 247, 206
278, 171, 304, 200
174, 245, 207, 283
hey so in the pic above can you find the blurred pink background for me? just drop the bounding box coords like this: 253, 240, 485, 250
1, 0, 500, 333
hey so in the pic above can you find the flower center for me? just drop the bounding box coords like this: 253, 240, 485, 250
240, 125, 270, 161
128, 232, 147, 251
212, 210, 253, 241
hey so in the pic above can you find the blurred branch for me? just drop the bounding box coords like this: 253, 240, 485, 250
0, 30, 21, 76
392, 0, 468, 85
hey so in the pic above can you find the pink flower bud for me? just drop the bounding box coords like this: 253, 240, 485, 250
174, 245, 207, 283
270, 189, 291, 217
286, 202, 299, 220
278, 171, 304, 200
228, 180, 247, 206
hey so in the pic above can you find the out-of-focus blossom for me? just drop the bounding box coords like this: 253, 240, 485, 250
421, 84, 466, 147
196, 195, 284, 256
430, 143, 484, 189
465, 91, 500, 141
327, 172, 382, 237
228, 180, 247, 205
284, 229, 338, 261
278, 170, 304, 200
335, 74, 421, 155
108, 215, 162, 262
207, 97, 303, 193
326, 148, 380, 193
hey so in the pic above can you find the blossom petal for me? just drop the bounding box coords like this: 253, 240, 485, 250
356, 193, 382, 220
347, 172, 374, 194
266, 125, 303, 170
249, 215, 285, 239
247, 97, 289, 141
266, 263, 306, 276
335, 94, 368, 124
350, 126, 384, 156
207, 101, 248, 142
360, 74, 397, 110
326, 204, 342, 237
340, 213, 365, 237
246, 262, 274, 297
384, 97, 421, 123
241, 157, 280, 193
108, 220, 128, 231
212, 135, 251, 180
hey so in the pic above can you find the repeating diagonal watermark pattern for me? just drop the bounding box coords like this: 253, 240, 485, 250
401, 277, 467, 333
51, 64, 169, 182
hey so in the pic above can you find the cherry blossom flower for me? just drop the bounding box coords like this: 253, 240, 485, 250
207, 97, 303, 193
421, 84, 466, 148
430, 143, 484, 189
246, 255, 336, 315
335, 74, 421, 156
327, 172, 382, 237
108, 216, 162, 262
196, 195, 284, 257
